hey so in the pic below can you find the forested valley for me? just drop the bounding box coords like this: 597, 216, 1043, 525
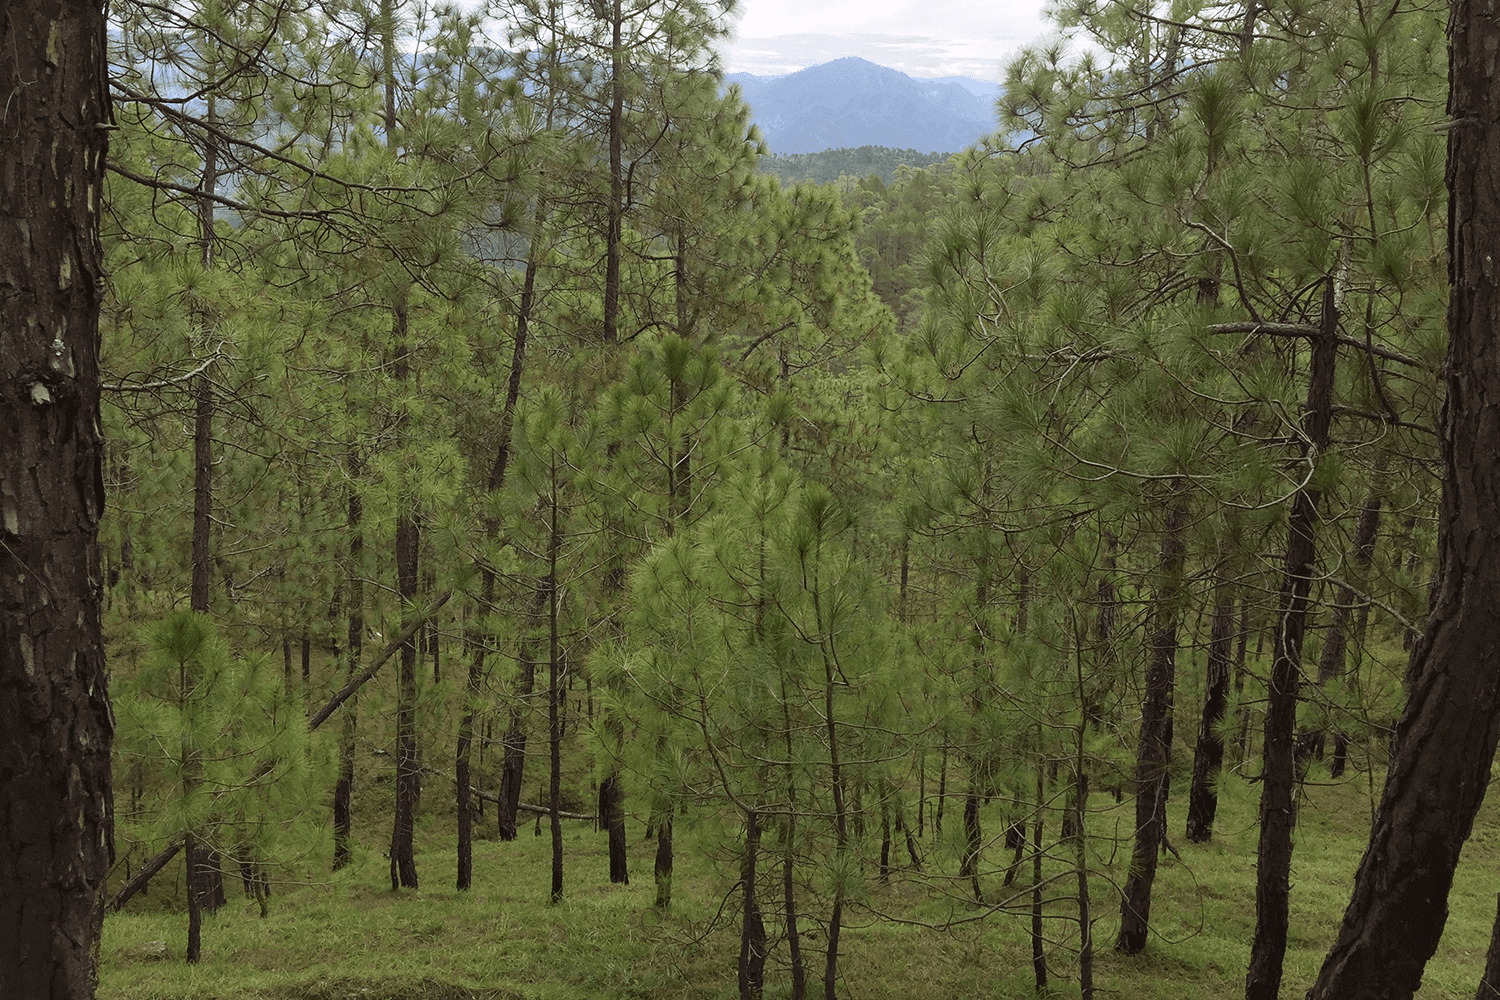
5, 0, 1500, 998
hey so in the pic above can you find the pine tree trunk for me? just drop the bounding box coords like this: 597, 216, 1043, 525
961, 792, 983, 901
0, 4, 116, 948
739, 810, 767, 1000
1031, 761, 1048, 993
602, 770, 629, 884
185, 834, 203, 965
1245, 279, 1338, 1000
456, 569, 490, 891
333, 474, 362, 871
381, 0, 419, 894
1307, 10, 1500, 993
1478, 893, 1500, 1000
389, 513, 420, 890
602, 0, 624, 344
1116, 494, 1188, 954
547, 490, 564, 903
1186, 568, 1235, 842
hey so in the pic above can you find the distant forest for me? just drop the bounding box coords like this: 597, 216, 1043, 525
759, 145, 952, 185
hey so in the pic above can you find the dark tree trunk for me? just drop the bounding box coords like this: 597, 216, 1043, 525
1186, 568, 1235, 842
602, 771, 629, 884
380, 0, 419, 894
333, 461, 362, 871
456, 576, 487, 891
654, 809, 674, 909
1245, 279, 1338, 1000
784, 812, 805, 1000
1003, 819, 1026, 888
547, 495, 563, 903
1116, 495, 1189, 954
960, 792, 983, 901
878, 800, 892, 884
185, 834, 203, 965
0, 7, 115, 994
1307, 9, 1500, 994
897, 802, 923, 870
935, 745, 947, 835
779, 674, 806, 1000
190, 318, 214, 615
109, 840, 181, 913
1031, 762, 1048, 993
389, 513, 420, 890
739, 810, 767, 1000
602, 0, 623, 344
1479, 894, 1500, 1000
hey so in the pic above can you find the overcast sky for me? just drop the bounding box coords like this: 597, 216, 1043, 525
719, 0, 1058, 80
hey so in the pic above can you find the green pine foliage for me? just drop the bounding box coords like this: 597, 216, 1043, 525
89, 0, 1464, 994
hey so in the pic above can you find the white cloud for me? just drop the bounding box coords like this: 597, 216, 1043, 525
721, 0, 1056, 78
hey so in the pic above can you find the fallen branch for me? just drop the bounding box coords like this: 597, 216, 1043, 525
468, 786, 596, 822
107, 837, 183, 912
307, 590, 453, 732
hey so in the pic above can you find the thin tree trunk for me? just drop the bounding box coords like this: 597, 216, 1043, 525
781, 676, 806, 1000
1031, 760, 1048, 993
333, 466, 363, 870
380, 0, 419, 894
1478, 893, 1500, 1000
1073, 627, 1095, 1000
185, 833, 203, 965
109, 839, 182, 912
1186, 566, 1235, 842
602, 0, 624, 344
389, 509, 420, 891
547, 487, 564, 903
186, 89, 227, 920
1116, 494, 1189, 954
879, 799, 892, 885
654, 808, 674, 909
935, 745, 947, 836
739, 810, 767, 1000
961, 792, 983, 901
1245, 278, 1338, 1000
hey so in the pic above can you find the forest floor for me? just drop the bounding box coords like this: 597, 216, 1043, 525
98, 758, 1500, 1000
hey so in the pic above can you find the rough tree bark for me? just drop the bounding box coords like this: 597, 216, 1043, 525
333, 469, 361, 871
0, 2, 116, 995
1185, 564, 1235, 842
1305, 6, 1500, 995
1116, 494, 1188, 954
1244, 280, 1338, 1000
382, 0, 419, 893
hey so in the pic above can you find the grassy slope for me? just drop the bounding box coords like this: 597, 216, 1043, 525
99, 759, 1500, 1000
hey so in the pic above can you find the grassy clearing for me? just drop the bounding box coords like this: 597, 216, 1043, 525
99, 761, 1500, 1000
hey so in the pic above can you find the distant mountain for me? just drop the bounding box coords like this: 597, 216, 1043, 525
724, 57, 997, 155
926, 75, 1001, 101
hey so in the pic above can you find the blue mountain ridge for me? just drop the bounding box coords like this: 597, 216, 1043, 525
724, 57, 998, 155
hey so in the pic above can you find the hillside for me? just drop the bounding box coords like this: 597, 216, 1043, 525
758, 145, 951, 186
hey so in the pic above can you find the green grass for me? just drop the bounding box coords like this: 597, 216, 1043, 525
99, 762, 1500, 1000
